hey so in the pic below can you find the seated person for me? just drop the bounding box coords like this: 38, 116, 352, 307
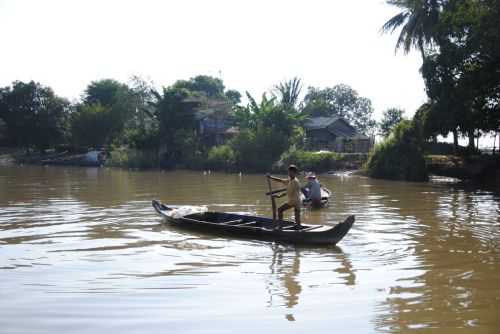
303, 174, 330, 207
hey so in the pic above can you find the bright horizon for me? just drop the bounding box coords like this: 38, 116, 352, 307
0, 0, 427, 121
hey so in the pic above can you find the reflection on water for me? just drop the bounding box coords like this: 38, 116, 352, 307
1, 166, 500, 333
266, 245, 302, 317
266, 244, 356, 322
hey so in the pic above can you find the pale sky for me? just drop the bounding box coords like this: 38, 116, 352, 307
0, 0, 427, 121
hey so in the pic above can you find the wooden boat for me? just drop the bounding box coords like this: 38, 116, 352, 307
152, 200, 354, 246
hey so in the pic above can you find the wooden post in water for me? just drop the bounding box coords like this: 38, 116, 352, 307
267, 177, 277, 223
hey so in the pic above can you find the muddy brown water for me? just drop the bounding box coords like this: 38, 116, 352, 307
1, 166, 499, 333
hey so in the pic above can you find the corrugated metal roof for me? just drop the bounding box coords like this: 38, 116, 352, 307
304, 116, 341, 130
305, 116, 369, 139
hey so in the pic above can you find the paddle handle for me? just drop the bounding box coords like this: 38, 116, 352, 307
266, 177, 277, 222
265, 188, 287, 196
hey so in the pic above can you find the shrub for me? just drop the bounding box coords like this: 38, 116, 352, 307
106, 147, 158, 169
230, 127, 289, 172
279, 149, 344, 173
123, 126, 159, 150
365, 120, 428, 181
183, 150, 207, 170
207, 145, 235, 171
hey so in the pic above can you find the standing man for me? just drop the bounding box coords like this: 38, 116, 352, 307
267, 165, 302, 229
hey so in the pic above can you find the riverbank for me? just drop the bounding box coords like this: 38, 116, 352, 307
426, 154, 500, 185
0, 148, 16, 166
3, 147, 500, 186
0, 148, 104, 167
1, 147, 368, 173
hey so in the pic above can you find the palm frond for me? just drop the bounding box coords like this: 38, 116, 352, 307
381, 12, 409, 34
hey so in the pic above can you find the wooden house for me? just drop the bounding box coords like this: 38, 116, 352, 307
304, 116, 373, 153
195, 100, 238, 146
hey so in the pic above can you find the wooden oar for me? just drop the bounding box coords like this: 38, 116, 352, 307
265, 188, 286, 196
266, 176, 277, 223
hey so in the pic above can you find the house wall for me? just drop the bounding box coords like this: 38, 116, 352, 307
199, 116, 231, 134
305, 129, 337, 151
198, 116, 234, 146
340, 138, 373, 153
306, 129, 373, 153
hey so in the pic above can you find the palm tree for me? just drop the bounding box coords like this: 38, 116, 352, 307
273, 77, 302, 108
381, 0, 441, 60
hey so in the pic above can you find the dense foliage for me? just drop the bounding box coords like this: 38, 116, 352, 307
0, 81, 69, 150
379, 108, 405, 137
207, 145, 235, 171
70, 104, 114, 148
366, 120, 428, 181
279, 149, 344, 173
383, 0, 500, 150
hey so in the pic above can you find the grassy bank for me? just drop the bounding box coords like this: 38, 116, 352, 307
0, 147, 17, 166
277, 150, 368, 173
2, 145, 370, 174
9, 145, 499, 186
106, 148, 159, 169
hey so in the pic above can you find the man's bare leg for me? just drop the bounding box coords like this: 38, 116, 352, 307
294, 207, 301, 227
276, 203, 292, 230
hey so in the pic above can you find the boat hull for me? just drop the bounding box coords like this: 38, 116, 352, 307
152, 200, 354, 246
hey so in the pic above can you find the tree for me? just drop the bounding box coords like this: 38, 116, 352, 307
83, 79, 130, 107
381, 0, 442, 59
172, 75, 225, 98
366, 119, 428, 181
150, 86, 200, 167
420, 0, 500, 150
236, 92, 304, 137
128, 75, 157, 130
70, 104, 114, 148
0, 81, 69, 150
231, 127, 289, 172
225, 89, 242, 105
379, 108, 405, 136
302, 84, 377, 135
230, 87, 306, 171
83, 79, 136, 137
273, 77, 302, 108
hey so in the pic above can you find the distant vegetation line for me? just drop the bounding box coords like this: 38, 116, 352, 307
0, 75, 383, 172
1, 0, 499, 181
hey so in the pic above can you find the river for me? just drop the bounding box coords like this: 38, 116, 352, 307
1, 166, 499, 333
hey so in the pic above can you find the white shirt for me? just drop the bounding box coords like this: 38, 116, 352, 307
308, 179, 322, 201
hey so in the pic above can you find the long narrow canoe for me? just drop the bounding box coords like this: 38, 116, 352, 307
152, 200, 354, 246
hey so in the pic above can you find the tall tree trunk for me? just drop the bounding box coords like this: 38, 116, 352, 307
468, 130, 475, 151
419, 43, 426, 64
493, 132, 497, 154
498, 130, 500, 155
